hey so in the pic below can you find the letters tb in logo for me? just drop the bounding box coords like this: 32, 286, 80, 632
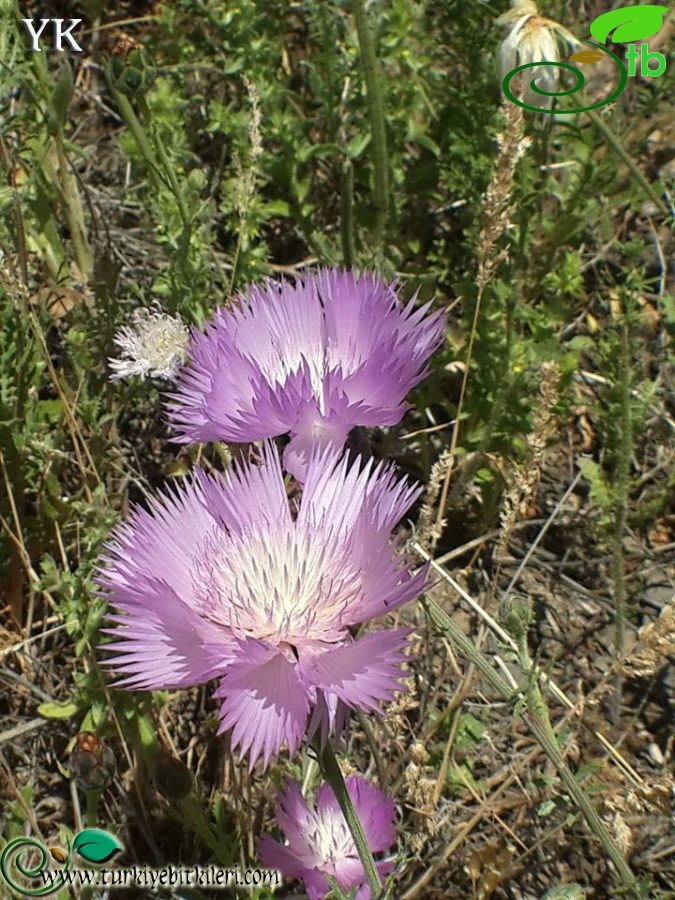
21, 18, 84, 52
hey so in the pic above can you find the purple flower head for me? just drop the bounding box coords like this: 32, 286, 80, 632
259, 776, 396, 900
166, 269, 446, 481
97, 445, 426, 769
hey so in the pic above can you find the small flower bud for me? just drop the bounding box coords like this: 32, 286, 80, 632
69, 732, 116, 791
153, 748, 193, 801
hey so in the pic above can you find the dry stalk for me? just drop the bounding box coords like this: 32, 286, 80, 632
495, 360, 560, 563
416, 446, 454, 551
234, 75, 263, 222
228, 76, 264, 294
402, 740, 440, 853
618, 603, 675, 680
415, 542, 645, 788
432, 101, 531, 550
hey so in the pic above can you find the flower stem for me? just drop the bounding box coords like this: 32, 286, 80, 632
340, 158, 356, 268
81, 791, 101, 900
610, 322, 632, 724
350, 0, 390, 258
421, 594, 639, 894
587, 110, 670, 220
318, 738, 383, 899
85, 789, 100, 827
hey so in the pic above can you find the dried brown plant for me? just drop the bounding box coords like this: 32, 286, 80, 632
432, 100, 532, 549
496, 361, 560, 561
618, 603, 675, 680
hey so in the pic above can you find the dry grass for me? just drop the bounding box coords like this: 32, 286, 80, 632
1, 3, 673, 899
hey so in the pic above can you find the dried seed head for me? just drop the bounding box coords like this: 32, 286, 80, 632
497, 1, 580, 110
109, 305, 189, 382
410, 740, 429, 765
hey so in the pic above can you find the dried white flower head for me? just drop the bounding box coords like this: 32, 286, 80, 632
497, 0, 579, 109
109, 306, 189, 382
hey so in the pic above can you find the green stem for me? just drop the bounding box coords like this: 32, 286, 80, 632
154, 134, 191, 229
178, 795, 231, 867
318, 739, 383, 898
421, 596, 514, 698
109, 83, 192, 268
587, 110, 670, 220
524, 699, 637, 888
340, 159, 356, 268
85, 789, 100, 827
108, 84, 164, 194
54, 140, 93, 280
351, 0, 390, 257
80, 789, 101, 900
610, 322, 632, 723
421, 594, 639, 894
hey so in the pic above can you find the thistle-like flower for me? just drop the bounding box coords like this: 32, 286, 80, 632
97, 444, 426, 768
166, 269, 445, 480
259, 776, 396, 900
109, 306, 189, 382
497, 0, 579, 109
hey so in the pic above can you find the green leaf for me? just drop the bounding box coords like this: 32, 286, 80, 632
542, 885, 587, 900
346, 132, 371, 160
459, 712, 486, 741
537, 798, 557, 817
261, 199, 291, 217
475, 467, 494, 484
578, 458, 612, 511
49, 63, 74, 134
590, 5, 668, 44
568, 336, 594, 352
137, 714, 159, 754
36, 399, 63, 423
80, 701, 106, 733
38, 700, 80, 720
298, 143, 343, 163
407, 128, 441, 157
72, 829, 123, 864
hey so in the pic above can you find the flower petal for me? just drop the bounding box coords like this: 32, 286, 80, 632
166, 269, 446, 452
274, 781, 315, 856
214, 641, 310, 769
316, 776, 397, 854
303, 630, 411, 713
196, 444, 290, 535
258, 835, 311, 881
299, 450, 426, 621
102, 581, 219, 690
97, 471, 220, 611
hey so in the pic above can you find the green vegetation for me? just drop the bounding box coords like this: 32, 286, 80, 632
1, 0, 672, 897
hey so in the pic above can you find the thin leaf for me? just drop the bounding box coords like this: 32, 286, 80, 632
38, 700, 80, 720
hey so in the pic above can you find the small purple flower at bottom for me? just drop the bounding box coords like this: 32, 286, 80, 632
259, 776, 396, 900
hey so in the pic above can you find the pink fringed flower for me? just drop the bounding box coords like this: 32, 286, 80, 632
259, 776, 396, 900
166, 269, 445, 480
97, 445, 426, 768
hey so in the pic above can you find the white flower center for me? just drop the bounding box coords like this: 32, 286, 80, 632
310, 805, 357, 867
199, 525, 361, 645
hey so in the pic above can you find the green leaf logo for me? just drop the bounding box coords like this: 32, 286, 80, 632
72, 829, 123, 864
590, 5, 669, 44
